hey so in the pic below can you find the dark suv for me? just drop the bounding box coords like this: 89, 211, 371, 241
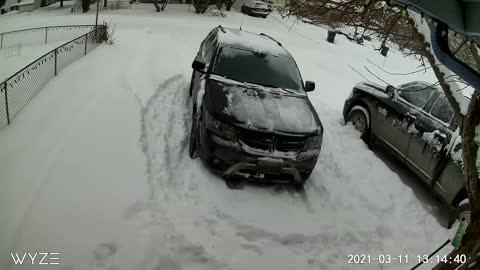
188, 26, 323, 186
343, 81, 470, 227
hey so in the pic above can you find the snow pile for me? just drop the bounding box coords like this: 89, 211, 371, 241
422, 130, 444, 153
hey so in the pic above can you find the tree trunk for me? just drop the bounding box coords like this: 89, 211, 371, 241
379, 14, 400, 50
60, 0, 63, 7
408, 18, 480, 270
104, 0, 107, 8
225, 0, 233, 11
432, 93, 480, 270
81, 0, 89, 12
153, 0, 160, 12
469, 43, 480, 72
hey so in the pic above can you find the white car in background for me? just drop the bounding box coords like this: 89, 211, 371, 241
241, 0, 270, 18
262, 0, 274, 11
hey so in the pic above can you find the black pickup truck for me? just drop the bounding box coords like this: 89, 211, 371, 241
343, 81, 470, 227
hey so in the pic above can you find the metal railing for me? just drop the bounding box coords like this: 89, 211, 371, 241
0, 25, 99, 49
0, 25, 107, 128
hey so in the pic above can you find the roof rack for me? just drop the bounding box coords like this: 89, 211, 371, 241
259, 33, 282, 46
218, 25, 226, 33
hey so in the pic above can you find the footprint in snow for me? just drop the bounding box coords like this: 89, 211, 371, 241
91, 242, 119, 270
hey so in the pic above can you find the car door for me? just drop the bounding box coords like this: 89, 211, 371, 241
373, 84, 435, 162
406, 94, 455, 184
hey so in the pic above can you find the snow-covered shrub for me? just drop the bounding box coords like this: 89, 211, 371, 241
209, 8, 226, 17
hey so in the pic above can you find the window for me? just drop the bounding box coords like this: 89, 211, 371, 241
398, 84, 436, 108
255, 2, 267, 8
423, 91, 440, 112
202, 30, 217, 61
430, 96, 454, 124
214, 47, 303, 91
204, 39, 217, 63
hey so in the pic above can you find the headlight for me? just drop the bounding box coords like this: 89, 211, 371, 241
304, 134, 322, 149
204, 111, 236, 140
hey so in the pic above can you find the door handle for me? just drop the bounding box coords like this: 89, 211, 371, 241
405, 112, 416, 124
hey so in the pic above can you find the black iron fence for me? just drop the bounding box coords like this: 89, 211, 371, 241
0, 25, 107, 128
0, 25, 99, 49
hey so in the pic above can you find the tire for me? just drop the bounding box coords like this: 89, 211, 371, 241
448, 203, 470, 229
346, 105, 370, 141
293, 179, 307, 191
189, 109, 199, 159
241, 6, 246, 13
189, 71, 194, 97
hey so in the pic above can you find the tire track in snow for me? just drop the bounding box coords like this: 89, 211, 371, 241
138, 73, 438, 270
139, 74, 226, 270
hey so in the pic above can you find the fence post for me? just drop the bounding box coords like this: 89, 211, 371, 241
54, 49, 57, 76
4, 81, 10, 125
45, 27, 48, 44
84, 33, 88, 55
0, 33, 3, 49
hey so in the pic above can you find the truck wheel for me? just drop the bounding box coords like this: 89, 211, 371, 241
189, 109, 199, 159
346, 105, 370, 141
448, 203, 470, 229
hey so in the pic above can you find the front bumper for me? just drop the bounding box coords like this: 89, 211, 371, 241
248, 9, 269, 16
198, 129, 320, 183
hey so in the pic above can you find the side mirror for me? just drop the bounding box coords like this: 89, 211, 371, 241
305, 81, 315, 92
386, 85, 396, 98
192, 60, 206, 73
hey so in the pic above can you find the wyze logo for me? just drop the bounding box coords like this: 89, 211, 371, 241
10, 252, 60, 265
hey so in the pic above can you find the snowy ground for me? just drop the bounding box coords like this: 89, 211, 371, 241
0, 4, 461, 270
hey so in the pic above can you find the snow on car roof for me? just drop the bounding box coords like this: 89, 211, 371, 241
217, 27, 290, 57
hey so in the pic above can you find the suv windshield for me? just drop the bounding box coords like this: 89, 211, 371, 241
213, 47, 303, 91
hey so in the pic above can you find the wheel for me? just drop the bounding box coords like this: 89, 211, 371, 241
293, 179, 307, 191
241, 6, 246, 13
189, 109, 199, 159
346, 105, 370, 141
448, 203, 470, 229
189, 71, 194, 97
293, 172, 311, 190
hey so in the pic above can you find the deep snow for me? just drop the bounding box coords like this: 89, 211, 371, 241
0, 4, 466, 270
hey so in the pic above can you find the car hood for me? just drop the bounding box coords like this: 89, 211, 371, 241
354, 81, 390, 98
205, 76, 322, 135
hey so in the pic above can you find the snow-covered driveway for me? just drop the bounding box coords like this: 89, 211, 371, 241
1, 5, 449, 270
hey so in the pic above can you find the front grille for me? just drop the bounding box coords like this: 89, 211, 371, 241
238, 128, 272, 151
275, 135, 305, 152
237, 128, 305, 153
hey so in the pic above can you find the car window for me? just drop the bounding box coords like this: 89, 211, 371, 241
398, 84, 436, 108
423, 91, 440, 112
204, 39, 217, 63
213, 47, 303, 91
255, 3, 267, 8
430, 95, 454, 124
202, 30, 217, 59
